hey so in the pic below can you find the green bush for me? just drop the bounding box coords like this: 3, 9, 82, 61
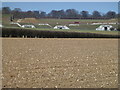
1, 27, 120, 38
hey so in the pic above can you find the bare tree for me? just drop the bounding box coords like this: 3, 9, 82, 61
92, 11, 101, 18
12, 8, 22, 18
40, 11, 46, 18
105, 11, 116, 18
2, 7, 11, 14
80, 11, 89, 18
66, 9, 79, 18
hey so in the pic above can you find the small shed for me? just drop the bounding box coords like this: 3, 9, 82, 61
38, 23, 52, 27
21, 25, 35, 28
0, 24, 3, 27
96, 25, 115, 31
10, 22, 22, 27
54, 25, 70, 29
69, 24, 79, 26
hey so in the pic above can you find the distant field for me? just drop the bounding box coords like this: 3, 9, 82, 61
2, 14, 118, 37
38, 18, 117, 26
2, 14, 118, 29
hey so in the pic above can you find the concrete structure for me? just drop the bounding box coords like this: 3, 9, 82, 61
96, 25, 116, 31
38, 23, 52, 27
54, 25, 70, 29
0, 24, 3, 27
69, 24, 79, 26
10, 22, 22, 27
91, 23, 117, 25
21, 25, 35, 28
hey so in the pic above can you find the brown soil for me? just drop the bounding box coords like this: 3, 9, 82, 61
2, 38, 118, 88
20, 18, 39, 23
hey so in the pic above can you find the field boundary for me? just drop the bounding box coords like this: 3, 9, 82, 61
1, 27, 120, 38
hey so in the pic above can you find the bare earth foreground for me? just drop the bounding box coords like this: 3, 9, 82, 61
2, 38, 118, 88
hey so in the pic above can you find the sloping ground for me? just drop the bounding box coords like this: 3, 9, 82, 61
20, 18, 40, 24
2, 14, 19, 27
38, 18, 118, 26
2, 38, 118, 88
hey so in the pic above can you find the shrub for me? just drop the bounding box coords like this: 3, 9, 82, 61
1, 27, 120, 38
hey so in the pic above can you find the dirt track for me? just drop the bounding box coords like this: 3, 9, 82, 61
2, 38, 118, 88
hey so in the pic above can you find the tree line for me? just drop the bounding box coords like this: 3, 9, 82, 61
2, 7, 118, 19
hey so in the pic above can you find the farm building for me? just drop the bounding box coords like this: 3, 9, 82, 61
54, 25, 70, 29
69, 22, 80, 26
96, 25, 116, 31
38, 23, 52, 27
10, 22, 22, 27
21, 25, 35, 28
69, 24, 79, 26
0, 24, 3, 27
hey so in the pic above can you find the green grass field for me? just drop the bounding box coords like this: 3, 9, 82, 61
2, 14, 118, 35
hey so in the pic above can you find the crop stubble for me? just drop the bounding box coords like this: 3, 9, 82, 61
2, 38, 118, 88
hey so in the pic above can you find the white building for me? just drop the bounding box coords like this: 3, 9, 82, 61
10, 22, 22, 27
0, 24, 3, 27
21, 25, 35, 28
96, 25, 116, 31
38, 23, 52, 27
54, 25, 70, 29
69, 24, 79, 26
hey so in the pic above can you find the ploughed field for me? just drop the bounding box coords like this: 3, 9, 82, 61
2, 38, 118, 88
